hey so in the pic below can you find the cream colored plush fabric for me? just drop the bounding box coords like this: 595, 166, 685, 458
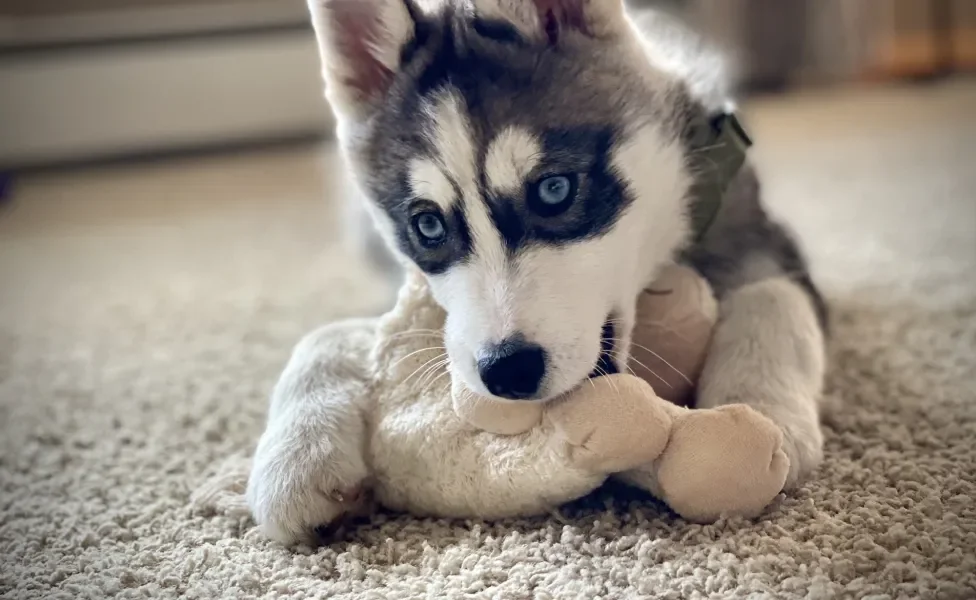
2, 81, 975, 599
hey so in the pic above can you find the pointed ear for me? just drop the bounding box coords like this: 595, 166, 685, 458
475, 0, 626, 44
307, 0, 417, 120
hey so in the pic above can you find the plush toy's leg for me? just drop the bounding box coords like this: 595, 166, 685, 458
631, 405, 791, 523
547, 375, 678, 475
246, 319, 377, 545
695, 277, 826, 489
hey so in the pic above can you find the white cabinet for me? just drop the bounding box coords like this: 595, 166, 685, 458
0, 1, 331, 168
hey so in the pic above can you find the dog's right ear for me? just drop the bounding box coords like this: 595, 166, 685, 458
307, 0, 417, 120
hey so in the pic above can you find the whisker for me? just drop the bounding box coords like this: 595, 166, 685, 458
417, 358, 451, 388
612, 350, 673, 390
605, 317, 694, 351
602, 328, 684, 388
390, 346, 446, 370
625, 342, 693, 385
400, 352, 447, 386
619, 360, 640, 379
593, 363, 619, 393
631, 323, 693, 344
421, 369, 453, 396
385, 329, 443, 341
594, 365, 622, 404
606, 318, 685, 338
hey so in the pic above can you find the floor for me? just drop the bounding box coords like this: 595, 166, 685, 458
1, 80, 975, 599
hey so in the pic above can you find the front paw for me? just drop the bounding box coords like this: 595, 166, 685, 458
246, 426, 369, 545
657, 404, 790, 522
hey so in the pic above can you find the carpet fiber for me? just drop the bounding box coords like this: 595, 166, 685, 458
2, 81, 975, 599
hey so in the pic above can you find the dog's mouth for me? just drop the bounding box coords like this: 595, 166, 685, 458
588, 319, 619, 380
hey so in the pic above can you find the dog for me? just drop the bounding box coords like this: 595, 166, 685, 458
246, 0, 828, 544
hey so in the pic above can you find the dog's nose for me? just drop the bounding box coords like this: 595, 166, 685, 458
477, 338, 546, 400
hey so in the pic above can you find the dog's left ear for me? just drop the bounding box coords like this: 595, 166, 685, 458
307, 0, 417, 120
475, 0, 627, 43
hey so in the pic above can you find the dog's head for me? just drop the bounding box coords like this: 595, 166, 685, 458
309, 0, 730, 400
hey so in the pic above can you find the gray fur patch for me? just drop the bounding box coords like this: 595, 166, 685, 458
681, 165, 829, 333
348, 2, 685, 272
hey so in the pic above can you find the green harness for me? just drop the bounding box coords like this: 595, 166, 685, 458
686, 112, 753, 240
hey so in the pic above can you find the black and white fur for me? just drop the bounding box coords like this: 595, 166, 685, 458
247, 0, 827, 543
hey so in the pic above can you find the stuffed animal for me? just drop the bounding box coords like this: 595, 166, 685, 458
247, 264, 790, 537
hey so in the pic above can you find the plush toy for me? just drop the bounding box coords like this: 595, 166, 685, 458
247, 264, 790, 535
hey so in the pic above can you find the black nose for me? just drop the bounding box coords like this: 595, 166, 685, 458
477, 338, 546, 400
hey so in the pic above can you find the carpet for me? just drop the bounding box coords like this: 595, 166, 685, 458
2, 80, 975, 599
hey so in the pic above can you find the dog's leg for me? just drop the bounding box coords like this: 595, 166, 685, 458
695, 276, 826, 489
246, 319, 376, 545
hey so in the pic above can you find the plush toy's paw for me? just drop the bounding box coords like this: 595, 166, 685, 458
547, 374, 675, 474
246, 427, 369, 545
657, 404, 790, 523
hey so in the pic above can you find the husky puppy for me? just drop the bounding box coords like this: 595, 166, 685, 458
247, 0, 828, 543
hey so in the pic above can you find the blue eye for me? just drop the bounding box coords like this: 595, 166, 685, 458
538, 176, 572, 205
530, 174, 577, 216
413, 212, 447, 245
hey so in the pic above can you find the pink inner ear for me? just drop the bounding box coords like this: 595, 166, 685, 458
326, 0, 396, 101
532, 0, 589, 42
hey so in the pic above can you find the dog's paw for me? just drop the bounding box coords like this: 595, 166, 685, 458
245, 426, 369, 545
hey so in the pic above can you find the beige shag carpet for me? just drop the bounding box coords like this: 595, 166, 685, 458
2, 81, 976, 600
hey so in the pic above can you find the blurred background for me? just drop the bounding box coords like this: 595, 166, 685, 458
1, 0, 973, 169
